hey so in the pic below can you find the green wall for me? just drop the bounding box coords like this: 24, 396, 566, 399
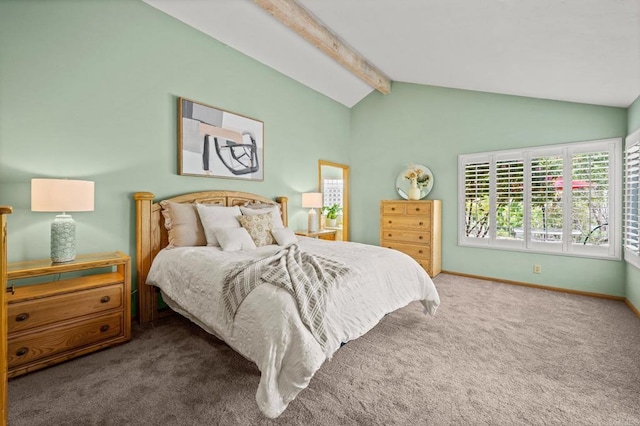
626, 94, 640, 310
351, 83, 628, 296
0, 0, 351, 269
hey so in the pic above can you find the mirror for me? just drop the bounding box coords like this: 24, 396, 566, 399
395, 163, 434, 200
318, 160, 349, 241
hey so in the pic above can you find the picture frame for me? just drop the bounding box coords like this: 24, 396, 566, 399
178, 97, 264, 181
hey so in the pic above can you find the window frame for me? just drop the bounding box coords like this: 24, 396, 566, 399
458, 137, 622, 260
624, 128, 640, 269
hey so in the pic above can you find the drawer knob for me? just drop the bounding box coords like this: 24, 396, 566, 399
100, 325, 110, 333
100, 296, 111, 304
419, 222, 423, 226
415, 208, 420, 211
391, 207, 395, 211
15, 347, 28, 357
419, 236, 423, 240
15, 313, 29, 322
388, 233, 392, 237
419, 250, 424, 254
388, 221, 392, 224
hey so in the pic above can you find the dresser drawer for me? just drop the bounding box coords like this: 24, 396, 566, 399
414, 258, 433, 275
404, 203, 432, 217
381, 229, 431, 245
8, 284, 123, 334
382, 203, 406, 215
318, 233, 336, 241
381, 215, 431, 230
382, 241, 431, 260
7, 312, 123, 369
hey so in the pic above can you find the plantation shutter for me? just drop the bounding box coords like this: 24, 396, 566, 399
572, 151, 609, 246
463, 161, 490, 239
529, 155, 563, 243
459, 137, 620, 260
625, 142, 640, 255
495, 159, 524, 241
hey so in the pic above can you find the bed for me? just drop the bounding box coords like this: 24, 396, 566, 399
134, 190, 440, 418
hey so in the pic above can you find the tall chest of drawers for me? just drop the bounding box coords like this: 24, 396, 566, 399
380, 200, 442, 277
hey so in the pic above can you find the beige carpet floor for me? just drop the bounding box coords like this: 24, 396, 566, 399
8, 273, 640, 425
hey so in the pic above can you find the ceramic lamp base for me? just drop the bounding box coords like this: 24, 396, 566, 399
307, 208, 318, 233
51, 214, 76, 263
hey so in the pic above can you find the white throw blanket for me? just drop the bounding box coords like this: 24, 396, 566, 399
222, 244, 351, 353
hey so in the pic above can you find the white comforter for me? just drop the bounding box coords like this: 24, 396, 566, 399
146, 237, 440, 418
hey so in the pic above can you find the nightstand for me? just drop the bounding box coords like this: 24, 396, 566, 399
6, 251, 131, 378
295, 229, 337, 241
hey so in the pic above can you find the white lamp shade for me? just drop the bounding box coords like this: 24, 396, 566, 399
301, 192, 322, 209
31, 179, 95, 212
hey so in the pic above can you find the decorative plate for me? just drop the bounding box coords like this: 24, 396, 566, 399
395, 164, 434, 200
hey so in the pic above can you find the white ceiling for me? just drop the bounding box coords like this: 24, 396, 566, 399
144, 0, 640, 108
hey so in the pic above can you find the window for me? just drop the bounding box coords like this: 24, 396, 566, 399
322, 179, 343, 209
459, 138, 621, 259
625, 129, 640, 267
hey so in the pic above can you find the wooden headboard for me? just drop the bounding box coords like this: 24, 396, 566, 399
133, 190, 288, 324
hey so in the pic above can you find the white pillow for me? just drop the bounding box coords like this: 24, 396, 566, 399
240, 205, 285, 229
214, 228, 257, 252
196, 204, 241, 246
271, 227, 298, 246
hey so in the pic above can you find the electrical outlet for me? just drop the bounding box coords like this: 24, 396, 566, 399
533, 264, 541, 274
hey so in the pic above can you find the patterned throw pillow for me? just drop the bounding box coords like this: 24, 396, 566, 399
240, 204, 285, 229
238, 213, 274, 247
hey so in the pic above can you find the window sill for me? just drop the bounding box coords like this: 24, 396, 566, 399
459, 240, 622, 261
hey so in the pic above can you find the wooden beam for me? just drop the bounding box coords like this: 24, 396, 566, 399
254, 0, 391, 94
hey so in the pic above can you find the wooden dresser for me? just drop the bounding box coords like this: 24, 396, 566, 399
380, 200, 442, 277
6, 252, 131, 378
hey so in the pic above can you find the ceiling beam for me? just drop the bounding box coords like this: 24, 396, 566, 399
254, 0, 391, 95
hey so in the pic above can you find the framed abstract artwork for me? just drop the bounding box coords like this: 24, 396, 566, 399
178, 97, 264, 181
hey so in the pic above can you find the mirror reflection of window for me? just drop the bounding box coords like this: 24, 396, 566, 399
319, 160, 349, 241
322, 179, 343, 209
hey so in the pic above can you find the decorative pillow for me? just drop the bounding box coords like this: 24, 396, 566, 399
214, 228, 257, 252
240, 204, 285, 229
238, 213, 275, 247
195, 204, 241, 247
159, 201, 206, 248
271, 227, 298, 246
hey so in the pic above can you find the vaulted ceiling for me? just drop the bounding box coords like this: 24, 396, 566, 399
143, 0, 640, 108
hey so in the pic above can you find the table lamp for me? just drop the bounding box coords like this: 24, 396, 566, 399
301, 192, 322, 233
31, 178, 95, 263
